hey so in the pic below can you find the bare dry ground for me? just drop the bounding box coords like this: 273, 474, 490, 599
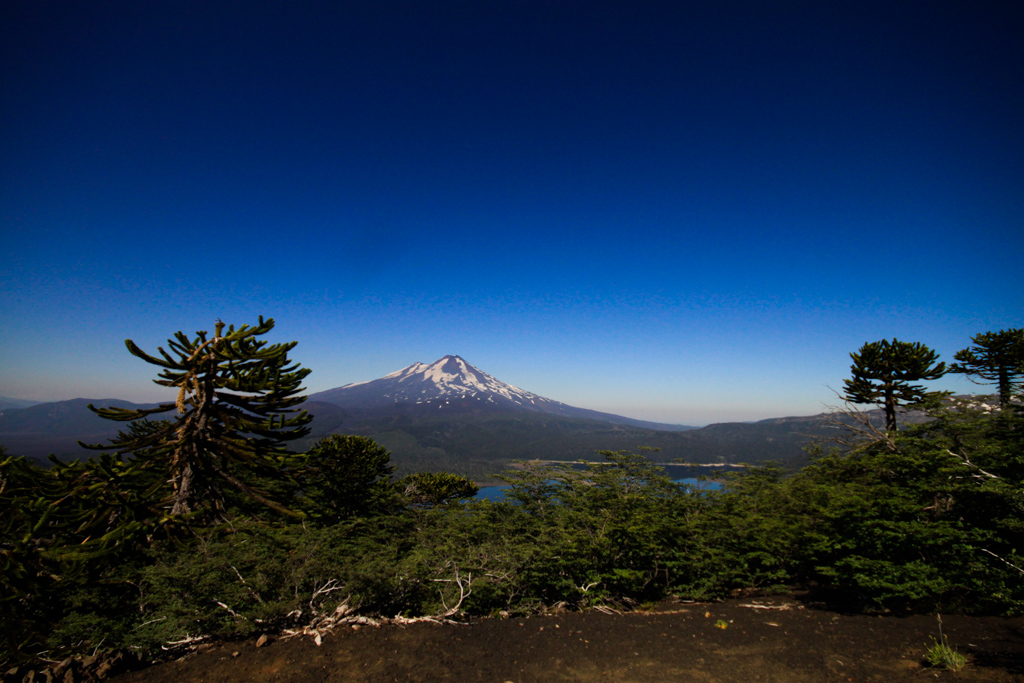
111, 596, 1024, 683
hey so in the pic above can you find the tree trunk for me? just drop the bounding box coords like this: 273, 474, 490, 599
884, 385, 897, 433
998, 367, 1010, 408
171, 461, 195, 515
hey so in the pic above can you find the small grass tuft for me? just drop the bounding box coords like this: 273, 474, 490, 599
924, 615, 968, 672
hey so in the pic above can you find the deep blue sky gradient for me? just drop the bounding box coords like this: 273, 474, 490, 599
2, 1, 1022, 424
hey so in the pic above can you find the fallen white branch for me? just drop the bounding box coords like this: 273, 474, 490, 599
161, 634, 208, 651
390, 613, 466, 626
215, 600, 247, 619
230, 563, 264, 604
593, 605, 622, 615
431, 569, 473, 617
280, 597, 383, 646
310, 579, 347, 606
945, 449, 999, 479
136, 616, 167, 629
981, 548, 1024, 575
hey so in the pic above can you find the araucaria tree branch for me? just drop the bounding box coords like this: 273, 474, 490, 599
81, 317, 312, 518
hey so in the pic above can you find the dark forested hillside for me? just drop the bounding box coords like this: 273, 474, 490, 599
295, 405, 861, 478
1, 395, 918, 477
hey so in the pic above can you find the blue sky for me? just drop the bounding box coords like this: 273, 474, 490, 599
2, 1, 1021, 424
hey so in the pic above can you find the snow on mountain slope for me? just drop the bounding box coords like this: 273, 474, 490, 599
310, 355, 567, 411
307, 355, 692, 431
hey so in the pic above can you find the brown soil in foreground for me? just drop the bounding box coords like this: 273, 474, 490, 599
112, 596, 1024, 683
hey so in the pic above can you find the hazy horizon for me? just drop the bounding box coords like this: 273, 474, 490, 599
0, 346, 990, 427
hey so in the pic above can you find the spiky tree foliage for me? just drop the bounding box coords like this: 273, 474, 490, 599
83, 317, 311, 518
843, 339, 947, 433
950, 328, 1024, 408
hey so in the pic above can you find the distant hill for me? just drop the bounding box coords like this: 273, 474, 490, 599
0, 396, 42, 411
0, 398, 161, 463
295, 402, 862, 479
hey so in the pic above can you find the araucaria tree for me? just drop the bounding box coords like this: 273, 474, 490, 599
950, 328, 1024, 408
85, 317, 312, 517
843, 338, 947, 433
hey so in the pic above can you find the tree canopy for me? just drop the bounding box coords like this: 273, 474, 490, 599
842, 338, 947, 433
950, 328, 1024, 408
83, 317, 311, 517
294, 434, 397, 523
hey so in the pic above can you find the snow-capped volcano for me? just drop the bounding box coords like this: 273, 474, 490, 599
308, 355, 689, 431
310, 355, 567, 412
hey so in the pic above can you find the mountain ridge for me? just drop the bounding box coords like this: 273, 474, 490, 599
0, 396, 43, 411
0, 394, 890, 478
0, 357, 913, 477
309, 355, 695, 432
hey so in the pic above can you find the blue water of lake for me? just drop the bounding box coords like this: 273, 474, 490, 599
474, 478, 723, 502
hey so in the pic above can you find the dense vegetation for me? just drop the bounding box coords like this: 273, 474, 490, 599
1, 323, 1022, 669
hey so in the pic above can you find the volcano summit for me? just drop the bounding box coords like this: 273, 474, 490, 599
308, 355, 687, 430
